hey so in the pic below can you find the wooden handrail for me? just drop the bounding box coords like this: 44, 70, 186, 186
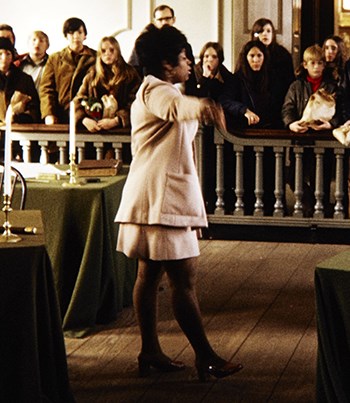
223, 127, 337, 141
2, 123, 131, 136
0, 123, 337, 142
0, 124, 131, 164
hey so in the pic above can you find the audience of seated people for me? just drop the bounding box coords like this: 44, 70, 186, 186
3, 11, 350, 217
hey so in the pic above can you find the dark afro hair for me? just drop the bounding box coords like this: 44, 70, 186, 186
135, 24, 188, 78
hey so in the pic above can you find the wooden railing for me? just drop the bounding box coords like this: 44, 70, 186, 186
195, 126, 350, 240
4, 124, 131, 164
3, 123, 350, 240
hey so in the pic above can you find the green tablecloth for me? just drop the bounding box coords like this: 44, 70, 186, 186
21, 171, 137, 338
0, 211, 74, 402
315, 251, 350, 402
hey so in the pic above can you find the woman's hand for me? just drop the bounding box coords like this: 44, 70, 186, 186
244, 109, 260, 126
289, 120, 308, 133
200, 99, 226, 131
83, 117, 100, 132
202, 63, 213, 78
97, 117, 119, 131
309, 119, 332, 131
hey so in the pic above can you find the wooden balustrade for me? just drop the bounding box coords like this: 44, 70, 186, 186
1, 124, 131, 164
196, 126, 350, 239
2, 123, 350, 239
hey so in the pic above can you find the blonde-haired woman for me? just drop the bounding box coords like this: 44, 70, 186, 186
75, 36, 141, 132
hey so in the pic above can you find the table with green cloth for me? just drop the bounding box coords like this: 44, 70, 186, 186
17, 169, 137, 338
0, 210, 74, 402
315, 251, 350, 402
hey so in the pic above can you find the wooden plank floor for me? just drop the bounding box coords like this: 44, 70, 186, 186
64, 239, 350, 402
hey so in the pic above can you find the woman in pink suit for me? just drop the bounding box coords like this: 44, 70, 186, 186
115, 24, 242, 381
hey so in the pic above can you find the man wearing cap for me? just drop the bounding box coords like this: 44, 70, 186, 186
0, 37, 40, 124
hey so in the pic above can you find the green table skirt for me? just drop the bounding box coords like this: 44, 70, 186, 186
315, 251, 350, 402
22, 173, 137, 337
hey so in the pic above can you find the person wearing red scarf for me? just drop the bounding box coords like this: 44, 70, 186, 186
281, 44, 344, 217
282, 44, 341, 133
306, 74, 322, 93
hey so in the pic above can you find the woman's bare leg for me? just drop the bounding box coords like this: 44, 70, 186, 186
133, 258, 186, 375
164, 257, 218, 362
165, 257, 242, 380
133, 258, 164, 355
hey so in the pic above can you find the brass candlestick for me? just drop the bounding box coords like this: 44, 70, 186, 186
0, 194, 21, 243
63, 153, 82, 187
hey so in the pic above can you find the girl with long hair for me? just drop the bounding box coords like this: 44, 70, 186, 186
322, 35, 348, 87
250, 18, 295, 121
75, 36, 141, 132
220, 40, 272, 129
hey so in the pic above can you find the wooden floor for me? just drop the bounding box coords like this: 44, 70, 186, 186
64, 239, 350, 403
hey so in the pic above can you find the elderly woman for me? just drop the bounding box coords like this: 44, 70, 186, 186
115, 24, 242, 381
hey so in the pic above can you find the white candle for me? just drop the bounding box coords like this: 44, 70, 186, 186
69, 101, 76, 156
4, 105, 12, 196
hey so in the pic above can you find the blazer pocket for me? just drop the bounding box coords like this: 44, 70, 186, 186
161, 172, 204, 217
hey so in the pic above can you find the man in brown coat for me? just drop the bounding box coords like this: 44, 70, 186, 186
39, 17, 96, 124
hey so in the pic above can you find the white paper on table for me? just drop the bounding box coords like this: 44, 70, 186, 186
11, 162, 68, 179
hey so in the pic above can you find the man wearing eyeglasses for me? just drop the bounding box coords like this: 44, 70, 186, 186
128, 4, 197, 95
153, 5, 176, 28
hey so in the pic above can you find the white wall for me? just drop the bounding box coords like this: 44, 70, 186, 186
1, 0, 129, 54
116, 0, 222, 65
1, 0, 292, 72
1, 0, 225, 64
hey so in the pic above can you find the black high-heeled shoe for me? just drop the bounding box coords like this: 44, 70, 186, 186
138, 353, 186, 377
195, 359, 243, 382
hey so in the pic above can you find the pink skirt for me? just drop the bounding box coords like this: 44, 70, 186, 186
117, 223, 200, 261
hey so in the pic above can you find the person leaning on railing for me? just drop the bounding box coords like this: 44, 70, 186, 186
0, 37, 41, 161
193, 41, 233, 213
250, 18, 295, 124
282, 44, 345, 217
74, 36, 141, 160
74, 37, 140, 133
219, 40, 284, 215
39, 17, 96, 125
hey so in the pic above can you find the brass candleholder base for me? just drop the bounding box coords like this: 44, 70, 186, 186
0, 194, 21, 243
62, 154, 83, 187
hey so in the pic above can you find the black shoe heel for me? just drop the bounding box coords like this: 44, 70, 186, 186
137, 353, 185, 377
195, 359, 243, 382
